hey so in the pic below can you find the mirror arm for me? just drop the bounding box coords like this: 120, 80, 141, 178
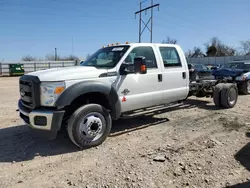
119, 63, 134, 75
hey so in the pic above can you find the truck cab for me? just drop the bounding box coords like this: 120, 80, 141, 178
19, 43, 225, 148
97, 43, 190, 112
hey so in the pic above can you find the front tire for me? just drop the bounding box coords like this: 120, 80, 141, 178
67, 104, 112, 149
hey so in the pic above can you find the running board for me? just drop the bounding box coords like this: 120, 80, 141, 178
120, 102, 183, 119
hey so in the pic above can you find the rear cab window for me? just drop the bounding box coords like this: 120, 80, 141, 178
158, 46, 182, 68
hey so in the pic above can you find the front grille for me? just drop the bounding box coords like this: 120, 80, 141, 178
19, 75, 41, 109
20, 80, 33, 107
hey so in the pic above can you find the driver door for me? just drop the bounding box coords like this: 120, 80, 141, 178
113, 46, 164, 113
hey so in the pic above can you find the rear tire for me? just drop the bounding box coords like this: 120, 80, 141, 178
67, 104, 112, 149
213, 83, 224, 107
220, 83, 238, 108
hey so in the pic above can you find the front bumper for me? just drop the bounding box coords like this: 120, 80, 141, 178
18, 99, 65, 132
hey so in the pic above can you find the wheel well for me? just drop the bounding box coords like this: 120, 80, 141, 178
62, 92, 112, 124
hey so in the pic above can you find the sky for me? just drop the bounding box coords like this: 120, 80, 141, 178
0, 0, 249, 61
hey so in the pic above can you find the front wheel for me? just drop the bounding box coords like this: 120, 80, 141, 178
67, 104, 112, 149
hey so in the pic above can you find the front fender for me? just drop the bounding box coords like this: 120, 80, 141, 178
55, 80, 121, 119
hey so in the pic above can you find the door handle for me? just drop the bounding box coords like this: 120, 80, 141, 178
158, 74, 162, 82
182, 72, 186, 79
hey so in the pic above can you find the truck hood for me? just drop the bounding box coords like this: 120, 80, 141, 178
27, 66, 108, 81
212, 68, 245, 77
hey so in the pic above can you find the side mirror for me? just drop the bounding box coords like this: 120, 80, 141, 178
134, 56, 147, 74
119, 56, 147, 75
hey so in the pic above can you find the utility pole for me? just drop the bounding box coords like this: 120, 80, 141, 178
135, 0, 159, 43
55, 48, 57, 61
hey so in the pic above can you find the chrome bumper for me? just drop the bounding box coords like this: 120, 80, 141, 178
18, 100, 65, 132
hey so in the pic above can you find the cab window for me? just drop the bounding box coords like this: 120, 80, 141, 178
159, 47, 182, 67
124, 46, 157, 68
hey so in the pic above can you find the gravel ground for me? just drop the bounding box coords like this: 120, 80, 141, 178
0, 77, 250, 188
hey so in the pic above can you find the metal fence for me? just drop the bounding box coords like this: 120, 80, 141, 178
187, 55, 250, 65
1, 55, 250, 76
0, 61, 76, 76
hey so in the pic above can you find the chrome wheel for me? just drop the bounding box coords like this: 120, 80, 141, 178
247, 81, 250, 93
79, 112, 106, 142
195, 73, 199, 80
228, 87, 237, 105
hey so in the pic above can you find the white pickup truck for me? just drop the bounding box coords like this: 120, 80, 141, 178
18, 43, 238, 148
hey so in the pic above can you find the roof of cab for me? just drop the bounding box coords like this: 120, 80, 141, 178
103, 42, 180, 48
124, 42, 179, 46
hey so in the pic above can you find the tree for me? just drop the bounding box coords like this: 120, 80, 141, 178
162, 36, 177, 44
45, 54, 59, 61
204, 37, 236, 57
61, 55, 79, 61
22, 55, 37, 61
186, 47, 205, 58
45, 54, 79, 61
239, 40, 250, 55
206, 45, 217, 57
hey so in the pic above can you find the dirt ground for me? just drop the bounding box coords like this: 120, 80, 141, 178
0, 77, 250, 188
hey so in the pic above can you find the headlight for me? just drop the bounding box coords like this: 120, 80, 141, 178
40, 82, 65, 106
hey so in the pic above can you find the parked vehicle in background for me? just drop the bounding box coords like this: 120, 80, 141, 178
188, 63, 212, 80
206, 64, 222, 70
212, 60, 250, 94
18, 43, 239, 148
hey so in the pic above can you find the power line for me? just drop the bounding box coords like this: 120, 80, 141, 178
135, 0, 159, 43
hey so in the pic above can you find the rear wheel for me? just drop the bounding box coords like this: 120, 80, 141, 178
67, 104, 112, 149
220, 83, 238, 108
240, 80, 250, 95
212, 83, 224, 107
195, 72, 200, 80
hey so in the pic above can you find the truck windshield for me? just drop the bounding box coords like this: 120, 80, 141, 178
80, 45, 130, 68
224, 62, 250, 70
